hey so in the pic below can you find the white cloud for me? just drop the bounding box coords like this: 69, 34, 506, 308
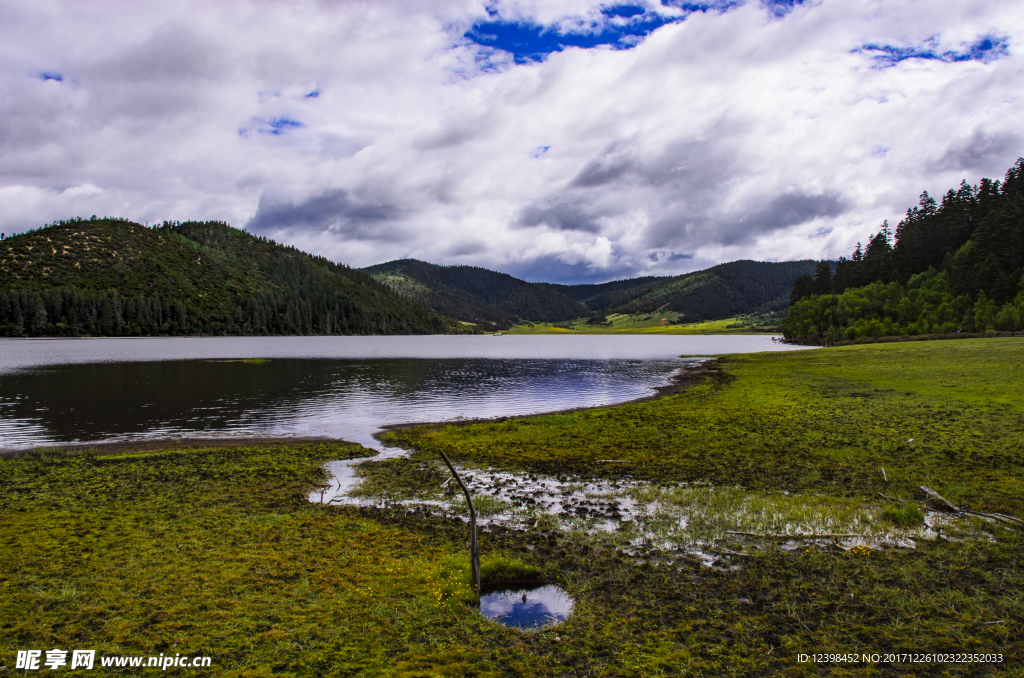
1, 0, 1022, 282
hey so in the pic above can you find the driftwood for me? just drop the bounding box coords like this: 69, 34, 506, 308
437, 450, 480, 599
718, 549, 754, 558
727, 531, 859, 539
920, 486, 960, 512
959, 509, 1024, 527
919, 485, 1023, 527
989, 512, 1024, 526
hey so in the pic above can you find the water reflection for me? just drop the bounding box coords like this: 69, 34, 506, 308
0, 335, 810, 451
479, 584, 575, 629
0, 357, 682, 450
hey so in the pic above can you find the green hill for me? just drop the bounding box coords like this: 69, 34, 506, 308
605, 260, 819, 320
0, 218, 463, 336
365, 258, 817, 328
361, 259, 590, 330
0, 217, 824, 337
544, 260, 818, 321
537, 276, 667, 313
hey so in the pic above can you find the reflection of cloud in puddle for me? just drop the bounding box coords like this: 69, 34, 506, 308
480, 584, 574, 629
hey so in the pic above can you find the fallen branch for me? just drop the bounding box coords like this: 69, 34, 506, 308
920, 486, 960, 512
719, 550, 754, 558
990, 511, 1024, 526
919, 484, 1024, 526
594, 460, 629, 463
727, 531, 859, 539
960, 509, 1024, 527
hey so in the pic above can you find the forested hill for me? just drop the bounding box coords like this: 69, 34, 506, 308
783, 158, 1024, 344
537, 277, 668, 313
0, 218, 464, 336
546, 260, 819, 320
365, 258, 818, 326
361, 259, 589, 330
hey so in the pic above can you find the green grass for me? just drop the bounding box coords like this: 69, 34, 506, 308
385, 338, 1024, 515
879, 505, 926, 528
505, 315, 778, 335
2, 340, 1023, 675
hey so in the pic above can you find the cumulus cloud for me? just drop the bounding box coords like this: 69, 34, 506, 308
936, 129, 1024, 174
248, 190, 406, 241
1, 0, 1023, 282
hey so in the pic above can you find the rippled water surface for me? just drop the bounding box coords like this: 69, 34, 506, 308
0, 335, 803, 450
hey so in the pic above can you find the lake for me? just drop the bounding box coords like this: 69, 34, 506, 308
0, 335, 807, 451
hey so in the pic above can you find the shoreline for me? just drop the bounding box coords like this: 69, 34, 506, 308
0, 436, 347, 459
376, 359, 720, 433
0, 360, 721, 458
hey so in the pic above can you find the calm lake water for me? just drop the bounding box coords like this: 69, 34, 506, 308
0, 335, 807, 451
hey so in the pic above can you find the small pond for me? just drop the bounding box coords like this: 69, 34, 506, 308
479, 584, 575, 629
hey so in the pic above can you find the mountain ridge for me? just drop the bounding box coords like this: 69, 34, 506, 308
0, 218, 463, 336
361, 258, 590, 330
1, 216, 820, 336
364, 258, 819, 328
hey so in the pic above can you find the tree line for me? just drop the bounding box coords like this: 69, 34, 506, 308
0, 285, 453, 337
784, 159, 1024, 344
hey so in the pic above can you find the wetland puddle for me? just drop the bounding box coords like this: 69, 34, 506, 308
314, 456, 999, 564
479, 584, 575, 629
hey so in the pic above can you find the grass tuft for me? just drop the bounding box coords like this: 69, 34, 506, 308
879, 504, 926, 527
480, 555, 543, 583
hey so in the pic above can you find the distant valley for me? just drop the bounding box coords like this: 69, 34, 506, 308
363, 258, 818, 330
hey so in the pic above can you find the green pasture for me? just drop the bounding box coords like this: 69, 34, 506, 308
505, 313, 779, 334
387, 338, 1024, 515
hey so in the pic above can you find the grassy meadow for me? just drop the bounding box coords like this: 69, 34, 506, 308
507, 315, 770, 333
388, 338, 1024, 514
503, 312, 782, 335
1, 339, 1022, 676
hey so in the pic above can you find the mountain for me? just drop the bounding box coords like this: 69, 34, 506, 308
536, 277, 667, 313
0, 216, 824, 337
544, 260, 820, 321
0, 218, 464, 336
365, 258, 818, 326
361, 259, 589, 329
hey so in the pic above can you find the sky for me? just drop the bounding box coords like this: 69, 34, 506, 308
1, 0, 1023, 284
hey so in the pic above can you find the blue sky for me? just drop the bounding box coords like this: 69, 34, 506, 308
857, 34, 1010, 67
1, 0, 1022, 283
464, 1, 818, 63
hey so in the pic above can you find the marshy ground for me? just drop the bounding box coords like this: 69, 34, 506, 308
1, 338, 1021, 675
